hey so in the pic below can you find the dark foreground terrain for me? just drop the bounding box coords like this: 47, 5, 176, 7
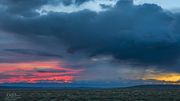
0, 87, 180, 101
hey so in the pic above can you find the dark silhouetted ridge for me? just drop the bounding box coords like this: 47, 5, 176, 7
128, 85, 180, 89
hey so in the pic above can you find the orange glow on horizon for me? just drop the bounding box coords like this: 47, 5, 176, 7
0, 60, 83, 83
142, 73, 180, 83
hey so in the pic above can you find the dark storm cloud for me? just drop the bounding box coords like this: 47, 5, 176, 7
1, 0, 180, 71
0, 0, 46, 16
4, 49, 62, 58
62, 0, 90, 5
36, 68, 67, 73
0, 0, 90, 16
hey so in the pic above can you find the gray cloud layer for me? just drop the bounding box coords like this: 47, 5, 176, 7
0, 0, 90, 16
0, 0, 180, 72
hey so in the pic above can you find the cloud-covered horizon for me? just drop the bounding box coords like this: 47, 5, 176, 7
0, 0, 180, 84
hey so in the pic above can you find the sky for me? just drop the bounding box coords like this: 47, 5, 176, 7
135, 0, 180, 10
0, 0, 180, 86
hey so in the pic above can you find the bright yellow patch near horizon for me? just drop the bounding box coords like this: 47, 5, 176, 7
143, 73, 180, 83
155, 73, 180, 82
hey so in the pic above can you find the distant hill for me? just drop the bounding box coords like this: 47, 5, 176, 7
1, 83, 180, 89
128, 85, 180, 89
0, 82, 124, 89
